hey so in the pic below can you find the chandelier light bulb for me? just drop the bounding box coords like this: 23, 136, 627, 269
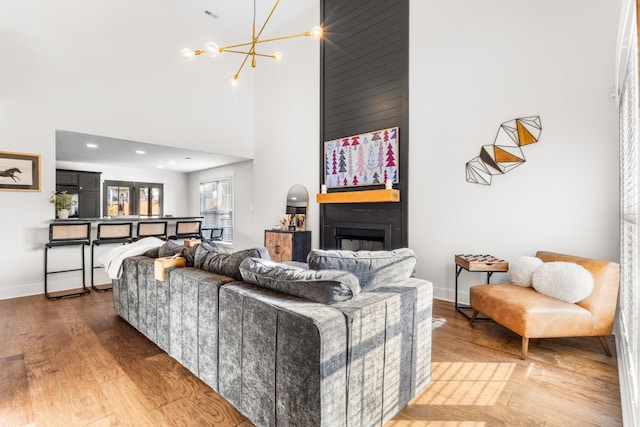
229, 76, 239, 87
181, 48, 195, 61
310, 26, 323, 39
273, 51, 283, 62
205, 42, 220, 57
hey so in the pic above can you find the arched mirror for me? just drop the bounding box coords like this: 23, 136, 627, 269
286, 184, 308, 231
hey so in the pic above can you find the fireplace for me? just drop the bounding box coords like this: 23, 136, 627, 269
320, 202, 403, 250
335, 226, 386, 251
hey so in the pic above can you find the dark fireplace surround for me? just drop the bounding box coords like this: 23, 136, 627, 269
320, 202, 405, 250
319, 0, 409, 250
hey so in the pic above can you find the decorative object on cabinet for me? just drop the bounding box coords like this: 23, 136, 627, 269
0, 151, 41, 191
324, 127, 399, 189
466, 116, 541, 185
286, 184, 308, 215
264, 230, 311, 262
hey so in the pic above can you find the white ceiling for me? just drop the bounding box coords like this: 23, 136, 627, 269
176, 0, 317, 36
55, 0, 317, 174
56, 130, 249, 173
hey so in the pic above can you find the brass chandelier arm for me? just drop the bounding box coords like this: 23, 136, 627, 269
219, 31, 311, 51
234, 50, 253, 80
222, 49, 276, 58
255, 0, 280, 41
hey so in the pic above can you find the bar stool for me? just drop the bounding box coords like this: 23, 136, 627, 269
135, 221, 168, 241
91, 222, 133, 292
44, 222, 91, 299
202, 227, 223, 241
168, 220, 202, 241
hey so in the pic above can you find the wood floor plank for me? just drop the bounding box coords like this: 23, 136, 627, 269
0, 291, 622, 426
99, 375, 163, 426
21, 330, 76, 427
147, 352, 249, 426
99, 327, 181, 409
51, 346, 114, 425
0, 353, 34, 426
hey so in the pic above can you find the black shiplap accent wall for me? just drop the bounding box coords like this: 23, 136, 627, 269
320, 0, 410, 249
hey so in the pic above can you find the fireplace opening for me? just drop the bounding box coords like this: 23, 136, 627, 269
335, 227, 385, 251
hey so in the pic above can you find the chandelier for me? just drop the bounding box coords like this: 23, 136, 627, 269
181, 0, 323, 86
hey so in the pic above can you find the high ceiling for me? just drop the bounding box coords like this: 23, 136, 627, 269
56, 130, 249, 173
55, 0, 318, 173
177, 0, 317, 36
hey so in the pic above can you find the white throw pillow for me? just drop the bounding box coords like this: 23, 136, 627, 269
532, 262, 594, 303
509, 256, 543, 287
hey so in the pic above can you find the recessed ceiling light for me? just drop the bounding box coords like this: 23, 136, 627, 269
185, 156, 192, 160
168, 161, 176, 165
157, 165, 164, 168
136, 150, 145, 154
86, 143, 98, 148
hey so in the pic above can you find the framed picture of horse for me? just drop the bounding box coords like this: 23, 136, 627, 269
0, 151, 41, 192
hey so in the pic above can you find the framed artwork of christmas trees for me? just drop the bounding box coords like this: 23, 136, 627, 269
324, 127, 399, 189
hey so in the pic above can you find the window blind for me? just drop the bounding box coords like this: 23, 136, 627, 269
619, 26, 639, 419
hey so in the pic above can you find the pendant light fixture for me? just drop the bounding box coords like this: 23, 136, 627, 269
181, 0, 323, 86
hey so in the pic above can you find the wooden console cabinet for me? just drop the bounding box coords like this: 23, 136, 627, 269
264, 230, 311, 263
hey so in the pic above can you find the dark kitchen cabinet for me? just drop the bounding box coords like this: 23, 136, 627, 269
56, 169, 101, 218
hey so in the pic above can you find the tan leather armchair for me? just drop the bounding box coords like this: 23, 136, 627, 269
469, 251, 620, 359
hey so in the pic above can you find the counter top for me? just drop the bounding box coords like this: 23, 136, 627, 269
52, 216, 203, 223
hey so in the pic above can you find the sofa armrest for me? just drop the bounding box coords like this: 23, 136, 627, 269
218, 282, 348, 427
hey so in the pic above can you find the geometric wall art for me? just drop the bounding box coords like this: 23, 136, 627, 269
466, 116, 542, 185
324, 127, 399, 188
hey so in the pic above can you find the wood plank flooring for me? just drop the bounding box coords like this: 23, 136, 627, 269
0, 292, 622, 426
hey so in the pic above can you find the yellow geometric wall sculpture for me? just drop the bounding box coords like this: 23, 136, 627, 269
466, 116, 542, 185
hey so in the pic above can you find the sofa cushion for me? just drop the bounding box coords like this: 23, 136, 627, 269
157, 241, 198, 266
532, 261, 594, 303
194, 241, 234, 269
239, 257, 361, 304
199, 247, 270, 280
158, 241, 185, 258
143, 247, 160, 258
307, 248, 417, 291
509, 256, 543, 287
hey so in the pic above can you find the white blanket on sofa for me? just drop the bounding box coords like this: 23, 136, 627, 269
97, 237, 165, 279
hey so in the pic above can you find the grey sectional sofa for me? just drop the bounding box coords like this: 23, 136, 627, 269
112, 243, 433, 427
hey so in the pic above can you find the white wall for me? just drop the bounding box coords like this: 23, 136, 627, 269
0, 0, 255, 299
409, 0, 622, 303
251, 5, 321, 249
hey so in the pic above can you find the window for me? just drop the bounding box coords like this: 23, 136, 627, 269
619, 25, 639, 425
200, 177, 233, 242
103, 180, 163, 217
